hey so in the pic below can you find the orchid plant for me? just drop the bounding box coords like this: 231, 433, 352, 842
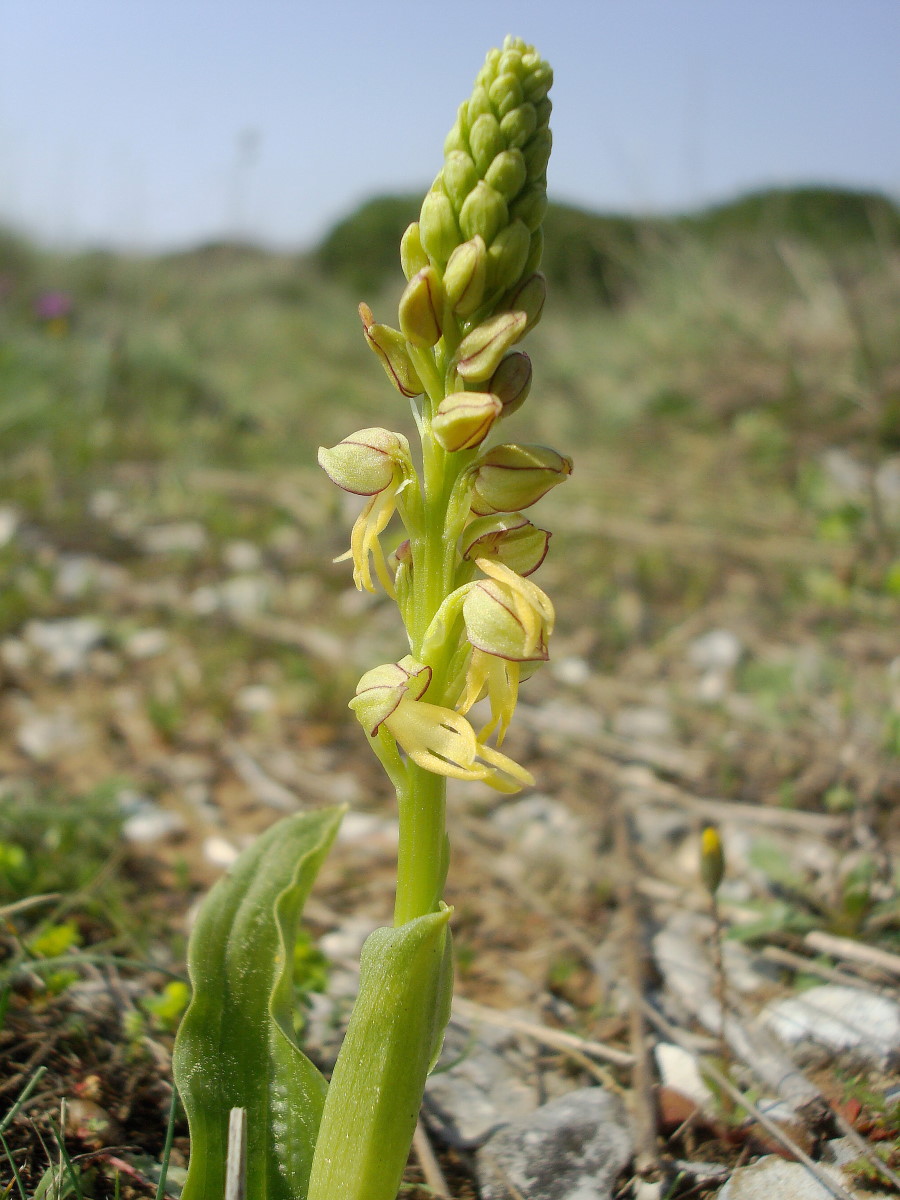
173, 37, 568, 1200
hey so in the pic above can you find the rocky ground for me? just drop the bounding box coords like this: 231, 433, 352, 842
1, 439, 898, 1198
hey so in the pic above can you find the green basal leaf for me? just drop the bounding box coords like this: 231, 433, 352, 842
173, 806, 345, 1200
307, 907, 453, 1200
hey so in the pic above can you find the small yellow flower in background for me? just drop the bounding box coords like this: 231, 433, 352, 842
700, 825, 725, 895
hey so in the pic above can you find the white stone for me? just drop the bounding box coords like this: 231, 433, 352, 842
1, 638, 30, 671
121, 804, 185, 844
219, 574, 271, 617
820, 448, 867, 500
336, 811, 399, 847
0, 506, 20, 547
426, 1020, 538, 1148
124, 628, 170, 659
319, 917, 380, 964
16, 707, 88, 760
761, 984, 900, 1070
189, 585, 220, 615
234, 684, 278, 714
25, 617, 106, 675
695, 670, 730, 704
717, 1155, 854, 1199
202, 836, 240, 868
654, 1042, 714, 1109
551, 656, 591, 686
140, 521, 208, 554
55, 555, 94, 600
875, 455, 900, 522
614, 705, 673, 742
222, 540, 263, 572
88, 490, 120, 520
688, 629, 744, 672
477, 1088, 633, 1200
521, 698, 603, 741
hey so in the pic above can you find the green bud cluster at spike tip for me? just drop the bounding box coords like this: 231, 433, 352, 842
412, 37, 552, 319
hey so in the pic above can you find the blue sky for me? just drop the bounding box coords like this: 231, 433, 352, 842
1, 0, 897, 250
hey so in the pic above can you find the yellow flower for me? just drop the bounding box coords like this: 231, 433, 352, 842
457, 558, 554, 742
350, 658, 533, 793
318, 428, 414, 595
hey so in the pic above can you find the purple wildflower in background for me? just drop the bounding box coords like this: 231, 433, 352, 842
34, 290, 73, 321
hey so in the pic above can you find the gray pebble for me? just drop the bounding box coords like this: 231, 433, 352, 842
476, 1087, 633, 1200
761, 984, 900, 1071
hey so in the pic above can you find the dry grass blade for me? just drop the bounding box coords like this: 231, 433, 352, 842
224, 1107, 247, 1200
612, 802, 660, 1177
805, 930, 900, 977
452, 996, 634, 1068
0, 894, 62, 920
412, 1119, 450, 1198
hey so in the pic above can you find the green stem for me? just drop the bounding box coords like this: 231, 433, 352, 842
393, 766, 447, 925
393, 333, 464, 926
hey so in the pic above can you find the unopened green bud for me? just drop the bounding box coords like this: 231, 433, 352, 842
489, 351, 532, 416
400, 222, 429, 281
700, 826, 725, 895
510, 185, 548, 233
459, 181, 508, 244
523, 128, 553, 178
419, 188, 461, 267
444, 103, 469, 157
467, 85, 492, 122
498, 47, 523, 75
500, 104, 537, 149
359, 302, 424, 398
394, 538, 412, 567
469, 443, 572, 515
489, 73, 524, 118
469, 113, 505, 177
534, 96, 553, 129
485, 149, 527, 202
522, 61, 553, 102
524, 229, 544, 275
486, 219, 530, 293
504, 272, 546, 332
432, 391, 502, 452
398, 266, 444, 348
442, 151, 479, 209
423, 38, 552, 298
444, 236, 487, 316
456, 311, 528, 383
461, 512, 550, 577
